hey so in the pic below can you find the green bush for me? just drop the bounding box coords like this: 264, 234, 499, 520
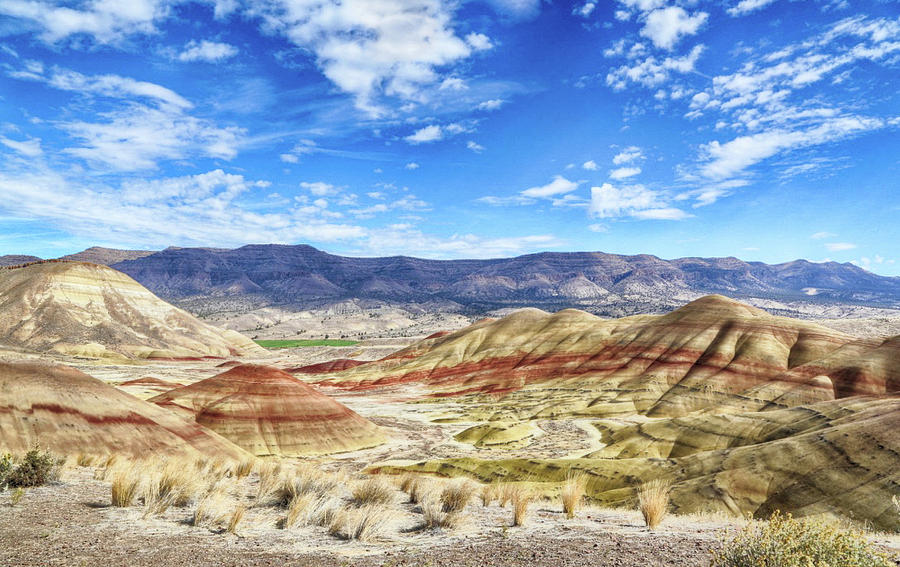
711, 511, 895, 567
0, 453, 12, 487
5, 447, 60, 488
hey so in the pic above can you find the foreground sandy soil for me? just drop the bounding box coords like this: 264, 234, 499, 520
0, 469, 724, 567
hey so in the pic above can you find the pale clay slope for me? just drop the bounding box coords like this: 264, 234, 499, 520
0, 262, 264, 360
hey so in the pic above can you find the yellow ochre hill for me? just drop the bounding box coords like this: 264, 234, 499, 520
0, 261, 264, 360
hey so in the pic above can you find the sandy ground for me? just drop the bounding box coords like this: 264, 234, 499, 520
0, 467, 729, 567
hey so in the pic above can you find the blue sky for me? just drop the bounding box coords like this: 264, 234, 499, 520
0, 0, 897, 275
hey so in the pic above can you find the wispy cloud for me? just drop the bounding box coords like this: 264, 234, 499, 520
177, 40, 238, 63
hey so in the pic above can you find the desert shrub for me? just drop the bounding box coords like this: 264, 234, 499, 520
440, 480, 474, 513
0, 453, 12, 487
10, 487, 26, 505
560, 471, 586, 519
710, 511, 895, 567
351, 477, 395, 507
638, 478, 670, 530
6, 447, 60, 487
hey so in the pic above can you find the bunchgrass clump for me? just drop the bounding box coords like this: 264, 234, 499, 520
328, 504, 393, 541
111, 468, 140, 507
638, 478, 671, 530
227, 504, 246, 535
254, 462, 282, 505
710, 511, 895, 567
143, 458, 204, 516
192, 489, 229, 528
560, 471, 586, 519
511, 486, 534, 527
351, 477, 395, 507
440, 480, 474, 514
421, 496, 465, 530
480, 482, 497, 507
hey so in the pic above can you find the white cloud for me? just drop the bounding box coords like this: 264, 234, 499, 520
0, 136, 42, 157
476, 195, 536, 206
300, 181, 340, 196
280, 153, 300, 163
0, 0, 168, 44
589, 182, 688, 220
825, 242, 856, 251
609, 166, 641, 179
465, 32, 493, 51
177, 40, 238, 63
612, 146, 643, 165
483, 0, 542, 19
811, 231, 836, 239
574, 3, 596, 17
587, 223, 607, 232
13, 65, 191, 109
405, 162, 420, 170
521, 175, 581, 198
467, 140, 485, 153
61, 104, 243, 170
699, 116, 885, 180
640, 7, 708, 50
582, 160, 599, 171
606, 45, 705, 90
727, 0, 779, 16
0, 168, 366, 246
405, 124, 443, 144
252, 0, 475, 115
439, 77, 467, 91
477, 99, 505, 111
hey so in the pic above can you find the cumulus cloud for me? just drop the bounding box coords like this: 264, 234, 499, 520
0, 0, 169, 44
300, 181, 340, 196
582, 160, 599, 170
405, 162, 420, 170
465, 32, 493, 51
640, 7, 708, 50
589, 182, 688, 220
467, 140, 485, 153
521, 175, 581, 198
609, 166, 641, 180
606, 45, 704, 90
477, 99, 505, 111
177, 40, 238, 63
612, 146, 644, 165
405, 125, 443, 144
574, 3, 596, 17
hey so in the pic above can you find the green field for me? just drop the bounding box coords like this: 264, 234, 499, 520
254, 339, 360, 349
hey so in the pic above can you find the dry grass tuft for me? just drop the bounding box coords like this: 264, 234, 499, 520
420, 496, 466, 531
227, 504, 247, 535
498, 482, 519, 507
638, 478, 671, 531
328, 504, 394, 542
480, 483, 498, 507
76, 454, 96, 467
283, 493, 337, 529
439, 480, 474, 514
561, 471, 586, 519
143, 458, 205, 516
192, 489, 229, 528
351, 476, 395, 507
233, 458, 255, 479
510, 485, 534, 527
277, 463, 339, 506
110, 467, 140, 507
254, 461, 283, 505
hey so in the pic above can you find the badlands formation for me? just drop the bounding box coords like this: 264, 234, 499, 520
0, 261, 263, 360
150, 364, 385, 456
0, 259, 897, 562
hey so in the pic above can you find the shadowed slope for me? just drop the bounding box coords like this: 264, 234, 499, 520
0, 261, 264, 359
150, 364, 386, 456
0, 361, 248, 458
317, 296, 895, 420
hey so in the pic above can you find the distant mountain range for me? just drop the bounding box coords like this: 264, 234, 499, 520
106, 244, 900, 314
3, 244, 897, 315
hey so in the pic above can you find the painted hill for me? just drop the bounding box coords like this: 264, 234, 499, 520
149, 364, 386, 456
0, 255, 42, 267
343, 296, 900, 530
315, 295, 897, 419
0, 361, 248, 459
0, 261, 264, 359
111, 244, 900, 312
